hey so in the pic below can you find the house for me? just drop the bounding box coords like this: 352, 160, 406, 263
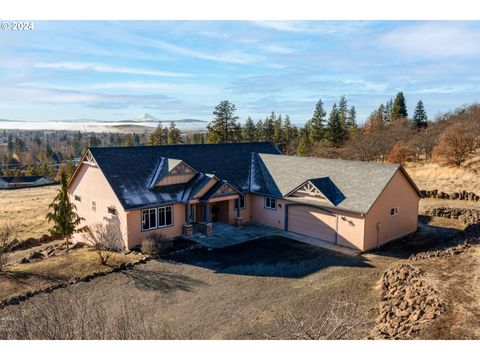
68, 142, 420, 252
0, 175, 53, 189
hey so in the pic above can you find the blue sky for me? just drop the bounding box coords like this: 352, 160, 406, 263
1, 20, 480, 125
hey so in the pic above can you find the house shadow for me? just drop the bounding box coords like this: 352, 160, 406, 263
167, 236, 373, 279
120, 267, 205, 293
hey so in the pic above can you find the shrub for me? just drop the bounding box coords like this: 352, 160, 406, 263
0, 224, 17, 271
141, 234, 173, 258
83, 222, 122, 265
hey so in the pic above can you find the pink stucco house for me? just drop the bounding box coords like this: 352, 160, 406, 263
68, 142, 420, 252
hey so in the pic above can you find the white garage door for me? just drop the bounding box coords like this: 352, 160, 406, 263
287, 206, 337, 243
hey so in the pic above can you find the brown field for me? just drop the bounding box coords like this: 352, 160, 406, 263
405, 162, 480, 194
0, 185, 59, 240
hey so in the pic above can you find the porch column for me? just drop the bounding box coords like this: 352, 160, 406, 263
183, 203, 193, 236
204, 202, 209, 223
185, 203, 191, 224
234, 197, 243, 227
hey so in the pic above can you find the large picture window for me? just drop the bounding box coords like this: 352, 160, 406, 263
264, 197, 277, 210
142, 208, 157, 231
158, 206, 173, 227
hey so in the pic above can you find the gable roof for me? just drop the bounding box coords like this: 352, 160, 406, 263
254, 153, 419, 214
286, 178, 346, 206
87, 142, 281, 210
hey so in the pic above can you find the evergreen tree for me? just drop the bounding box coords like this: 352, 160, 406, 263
263, 112, 276, 143
392, 92, 408, 122
338, 95, 348, 127
123, 134, 134, 146
149, 122, 164, 145
207, 100, 240, 143
296, 129, 311, 156
255, 119, 265, 141
46, 172, 83, 251
384, 99, 393, 124
167, 122, 181, 145
413, 100, 428, 129
325, 103, 347, 147
273, 114, 286, 151
309, 99, 327, 143
346, 106, 357, 129
242, 117, 256, 142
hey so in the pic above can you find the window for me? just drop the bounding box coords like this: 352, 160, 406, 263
108, 206, 117, 215
158, 206, 173, 227
390, 207, 399, 216
74, 195, 81, 202
265, 197, 277, 210
91, 201, 96, 212
234, 195, 246, 210
142, 208, 157, 231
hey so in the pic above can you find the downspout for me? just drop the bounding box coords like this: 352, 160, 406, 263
376, 222, 381, 248
335, 214, 339, 244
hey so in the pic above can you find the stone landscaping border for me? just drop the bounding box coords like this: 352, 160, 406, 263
426, 207, 480, 225
421, 189, 480, 202
0, 255, 150, 310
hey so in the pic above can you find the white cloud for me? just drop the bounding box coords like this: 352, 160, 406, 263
378, 22, 480, 58
35, 62, 190, 77
263, 44, 294, 54
88, 81, 220, 94
153, 40, 260, 64
252, 21, 367, 34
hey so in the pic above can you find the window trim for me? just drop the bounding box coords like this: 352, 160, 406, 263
234, 195, 246, 210
158, 205, 174, 228
141, 207, 158, 232
74, 195, 81, 202
140, 205, 174, 232
264, 197, 277, 210
107, 206, 117, 216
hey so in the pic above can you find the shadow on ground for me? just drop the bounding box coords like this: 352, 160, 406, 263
168, 236, 373, 278
121, 267, 206, 293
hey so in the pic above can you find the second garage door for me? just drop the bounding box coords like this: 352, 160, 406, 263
287, 205, 337, 243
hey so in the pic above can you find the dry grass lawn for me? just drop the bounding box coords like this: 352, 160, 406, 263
0, 249, 142, 301
405, 162, 480, 194
0, 185, 59, 240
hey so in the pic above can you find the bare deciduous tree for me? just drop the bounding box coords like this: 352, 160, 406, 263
0, 224, 17, 272
267, 296, 367, 340
433, 123, 478, 166
83, 222, 122, 265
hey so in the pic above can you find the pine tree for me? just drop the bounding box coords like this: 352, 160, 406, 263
273, 114, 285, 151
346, 106, 357, 129
149, 122, 164, 145
242, 117, 256, 142
296, 129, 311, 156
263, 112, 276, 143
207, 100, 240, 143
255, 119, 265, 141
167, 122, 181, 144
384, 99, 393, 124
338, 95, 348, 127
309, 99, 327, 143
392, 92, 408, 122
46, 172, 83, 251
123, 134, 134, 146
413, 100, 428, 129
325, 103, 347, 147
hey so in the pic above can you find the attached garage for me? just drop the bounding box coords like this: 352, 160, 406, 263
286, 205, 337, 243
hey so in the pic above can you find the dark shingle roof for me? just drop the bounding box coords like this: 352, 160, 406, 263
255, 153, 410, 214
89, 142, 281, 210
1, 176, 47, 183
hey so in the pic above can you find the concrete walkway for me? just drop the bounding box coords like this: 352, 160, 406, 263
185, 222, 360, 256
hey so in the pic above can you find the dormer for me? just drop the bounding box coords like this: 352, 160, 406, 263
148, 158, 197, 189
285, 177, 346, 206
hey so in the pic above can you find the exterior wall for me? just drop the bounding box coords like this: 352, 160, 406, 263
239, 194, 252, 221
125, 203, 186, 249
335, 209, 365, 250
364, 169, 420, 251
250, 194, 288, 230
156, 173, 195, 186
69, 162, 129, 249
